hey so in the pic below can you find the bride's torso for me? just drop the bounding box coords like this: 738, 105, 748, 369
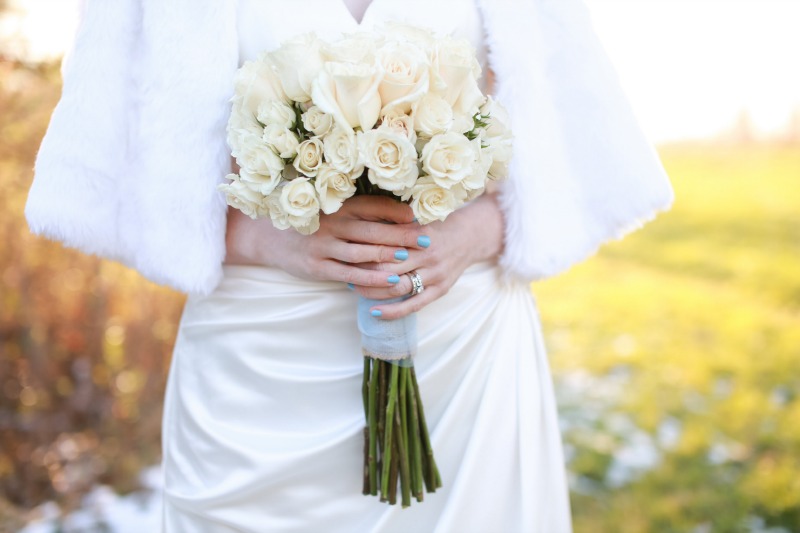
237, 0, 488, 75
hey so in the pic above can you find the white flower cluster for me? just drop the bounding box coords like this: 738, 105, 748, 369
221, 23, 513, 233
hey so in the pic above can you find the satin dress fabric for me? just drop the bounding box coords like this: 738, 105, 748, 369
161, 1, 573, 531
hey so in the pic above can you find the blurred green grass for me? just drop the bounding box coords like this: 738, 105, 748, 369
535, 143, 800, 531
1, 60, 799, 531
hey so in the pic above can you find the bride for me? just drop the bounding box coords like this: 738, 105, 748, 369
25, 0, 674, 531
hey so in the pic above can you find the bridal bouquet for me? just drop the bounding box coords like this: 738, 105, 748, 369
221, 23, 512, 507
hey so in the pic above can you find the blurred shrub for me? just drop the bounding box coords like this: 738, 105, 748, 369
0, 60, 184, 524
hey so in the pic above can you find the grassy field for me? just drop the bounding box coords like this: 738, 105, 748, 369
1, 61, 799, 531
535, 143, 800, 532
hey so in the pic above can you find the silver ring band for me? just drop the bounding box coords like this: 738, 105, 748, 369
407, 270, 424, 296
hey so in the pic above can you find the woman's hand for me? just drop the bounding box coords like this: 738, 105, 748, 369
352, 193, 505, 319
225, 195, 429, 288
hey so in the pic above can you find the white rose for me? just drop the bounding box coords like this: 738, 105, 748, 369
292, 138, 324, 177
381, 22, 436, 52
233, 54, 288, 115
218, 174, 268, 220
263, 124, 300, 159
411, 93, 454, 138
478, 97, 513, 180
323, 124, 364, 176
314, 164, 357, 214
380, 109, 417, 144
311, 61, 382, 132
263, 188, 291, 230
270, 33, 325, 102
322, 32, 379, 64
479, 96, 512, 137
376, 40, 430, 113
484, 134, 513, 181
408, 175, 467, 224
431, 37, 485, 118
234, 131, 285, 180
257, 100, 296, 129
280, 177, 321, 234
420, 131, 479, 189
301, 106, 334, 137
359, 127, 419, 192
239, 167, 283, 197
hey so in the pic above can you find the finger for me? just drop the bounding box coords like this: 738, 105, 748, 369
354, 272, 414, 300
332, 219, 431, 250
369, 285, 441, 320
337, 195, 415, 224
318, 260, 403, 288
330, 242, 412, 265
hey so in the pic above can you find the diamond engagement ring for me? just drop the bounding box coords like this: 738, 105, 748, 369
407, 270, 425, 296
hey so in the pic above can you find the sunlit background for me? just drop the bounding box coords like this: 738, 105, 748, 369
1, 1, 799, 532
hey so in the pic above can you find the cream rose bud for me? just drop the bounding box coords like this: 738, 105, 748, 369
280, 177, 321, 234
380, 110, 416, 145
409, 176, 467, 224
479, 96, 512, 138
292, 138, 324, 177
359, 127, 419, 192
323, 124, 364, 176
421, 131, 479, 189
271, 33, 325, 102
431, 37, 485, 118
263, 124, 300, 159
239, 167, 283, 197
264, 188, 291, 230
234, 131, 285, 180
233, 54, 288, 115
412, 93, 454, 138
315, 164, 357, 214
311, 61, 382, 132
323, 32, 379, 64
485, 134, 513, 180
218, 174, 268, 220
376, 40, 430, 113
301, 106, 334, 137
257, 100, 296, 129
382, 22, 436, 52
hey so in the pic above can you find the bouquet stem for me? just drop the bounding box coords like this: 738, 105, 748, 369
362, 357, 441, 506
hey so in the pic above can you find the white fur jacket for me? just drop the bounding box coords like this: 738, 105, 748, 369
26, 0, 674, 295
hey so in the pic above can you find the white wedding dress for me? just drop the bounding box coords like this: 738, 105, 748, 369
161, 1, 573, 531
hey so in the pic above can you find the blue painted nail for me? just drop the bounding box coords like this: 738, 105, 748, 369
394, 249, 409, 261
417, 235, 431, 248
388, 274, 400, 284
371, 309, 382, 317
347, 283, 354, 290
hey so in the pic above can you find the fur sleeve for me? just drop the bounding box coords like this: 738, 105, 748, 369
25, 0, 239, 295
477, 0, 674, 281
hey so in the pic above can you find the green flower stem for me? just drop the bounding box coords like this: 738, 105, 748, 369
367, 358, 379, 495
397, 367, 411, 507
411, 367, 440, 491
407, 370, 424, 501
388, 438, 399, 505
381, 364, 399, 497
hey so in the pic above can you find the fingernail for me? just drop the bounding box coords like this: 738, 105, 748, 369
417, 235, 431, 248
394, 249, 409, 261
346, 283, 354, 290
371, 309, 382, 317
387, 275, 400, 284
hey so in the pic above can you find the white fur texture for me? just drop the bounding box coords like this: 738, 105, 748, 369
26, 0, 238, 294
478, 0, 674, 280
26, 0, 673, 295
